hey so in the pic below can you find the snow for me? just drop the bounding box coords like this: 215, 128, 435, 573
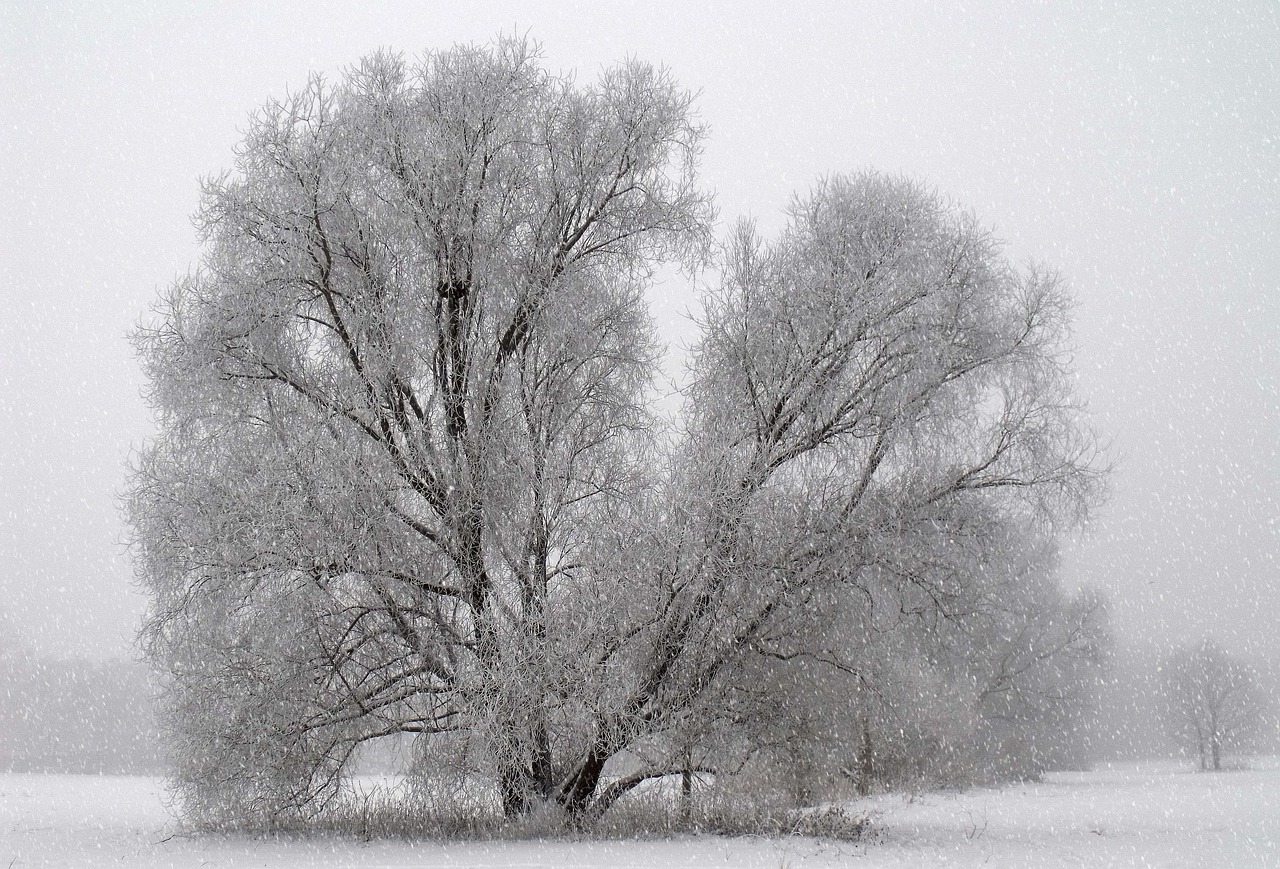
2, 760, 1277, 867
856, 758, 1280, 867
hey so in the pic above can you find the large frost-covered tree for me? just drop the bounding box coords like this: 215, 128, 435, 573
552, 179, 1106, 814
128, 37, 1103, 827
129, 38, 711, 822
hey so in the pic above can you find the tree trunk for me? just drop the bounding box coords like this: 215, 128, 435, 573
1211, 735, 1221, 771
533, 720, 554, 798
559, 744, 610, 816
499, 764, 532, 818
857, 715, 874, 797
681, 766, 693, 819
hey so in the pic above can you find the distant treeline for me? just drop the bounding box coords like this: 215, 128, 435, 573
1, 637, 1274, 776
0, 645, 164, 774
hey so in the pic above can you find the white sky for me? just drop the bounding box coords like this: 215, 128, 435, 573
1, 0, 1277, 661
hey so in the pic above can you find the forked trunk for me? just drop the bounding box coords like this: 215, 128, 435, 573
558, 745, 610, 816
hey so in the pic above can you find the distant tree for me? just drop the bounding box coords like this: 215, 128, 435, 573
1160, 639, 1264, 771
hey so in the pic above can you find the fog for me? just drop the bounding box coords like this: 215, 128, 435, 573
1, 0, 1275, 673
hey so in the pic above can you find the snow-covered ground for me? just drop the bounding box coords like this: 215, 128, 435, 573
2, 759, 1277, 867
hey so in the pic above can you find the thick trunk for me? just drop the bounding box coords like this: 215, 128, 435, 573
495, 719, 553, 817
464, 553, 535, 818
496, 718, 551, 818
533, 728, 554, 798
499, 765, 531, 818
1211, 736, 1221, 772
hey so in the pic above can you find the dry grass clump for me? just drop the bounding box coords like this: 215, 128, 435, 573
309, 778, 871, 843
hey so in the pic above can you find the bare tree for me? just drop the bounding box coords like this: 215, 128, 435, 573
1160, 639, 1264, 771
128, 37, 711, 824
536, 174, 1105, 817
128, 43, 1104, 828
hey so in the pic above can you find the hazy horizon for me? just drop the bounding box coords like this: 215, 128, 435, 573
1, 0, 1277, 664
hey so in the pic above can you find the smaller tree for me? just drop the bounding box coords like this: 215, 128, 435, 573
1160, 639, 1264, 771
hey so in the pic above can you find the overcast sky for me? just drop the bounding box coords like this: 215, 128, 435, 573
1, 0, 1277, 662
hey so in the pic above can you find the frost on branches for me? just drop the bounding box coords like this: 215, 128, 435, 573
126, 37, 1105, 828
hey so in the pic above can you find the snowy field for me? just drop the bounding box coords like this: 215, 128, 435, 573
2, 759, 1278, 868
